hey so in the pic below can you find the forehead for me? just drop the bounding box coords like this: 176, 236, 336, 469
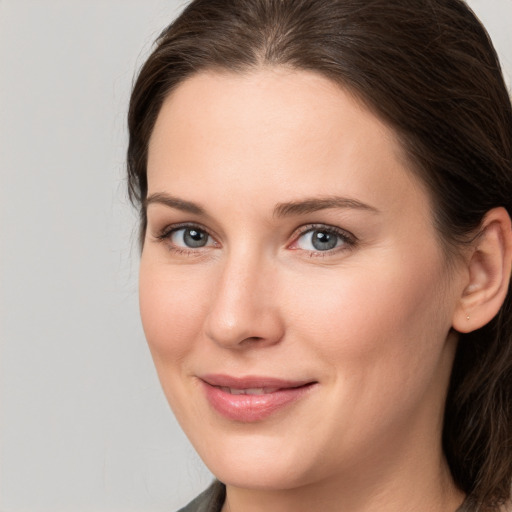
147, 68, 428, 218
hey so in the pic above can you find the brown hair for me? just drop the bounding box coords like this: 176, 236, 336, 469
127, 0, 512, 508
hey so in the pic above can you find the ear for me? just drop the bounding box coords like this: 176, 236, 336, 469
452, 207, 512, 333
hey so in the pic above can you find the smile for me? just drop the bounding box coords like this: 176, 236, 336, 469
199, 375, 317, 422
219, 387, 280, 395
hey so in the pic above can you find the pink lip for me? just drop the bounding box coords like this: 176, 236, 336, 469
199, 374, 317, 422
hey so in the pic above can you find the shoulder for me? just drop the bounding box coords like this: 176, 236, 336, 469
177, 481, 226, 512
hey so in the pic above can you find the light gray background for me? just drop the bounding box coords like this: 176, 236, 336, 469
0, 1, 511, 511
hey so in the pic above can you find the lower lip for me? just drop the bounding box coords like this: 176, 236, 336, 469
201, 382, 316, 422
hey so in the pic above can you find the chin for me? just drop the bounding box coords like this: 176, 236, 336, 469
212, 460, 311, 492
192, 429, 324, 491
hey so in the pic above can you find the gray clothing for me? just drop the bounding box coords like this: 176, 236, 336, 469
177, 482, 225, 512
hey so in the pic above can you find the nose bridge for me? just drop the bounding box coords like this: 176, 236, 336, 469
204, 245, 282, 349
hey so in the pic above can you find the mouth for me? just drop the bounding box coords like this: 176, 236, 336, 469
217, 386, 283, 395
199, 375, 317, 422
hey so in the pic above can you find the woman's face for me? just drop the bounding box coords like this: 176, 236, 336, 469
140, 69, 464, 490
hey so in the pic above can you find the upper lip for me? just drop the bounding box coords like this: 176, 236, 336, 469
199, 374, 316, 390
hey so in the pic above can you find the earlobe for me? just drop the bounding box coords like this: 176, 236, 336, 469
452, 207, 512, 333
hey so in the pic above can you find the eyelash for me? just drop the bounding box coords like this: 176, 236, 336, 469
154, 222, 357, 257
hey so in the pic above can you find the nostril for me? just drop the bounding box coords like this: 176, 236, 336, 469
239, 336, 265, 346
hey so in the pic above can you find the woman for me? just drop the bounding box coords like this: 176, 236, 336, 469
127, 0, 512, 510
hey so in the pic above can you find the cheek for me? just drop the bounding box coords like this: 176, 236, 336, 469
138, 260, 211, 364
280, 256, 455, 457
285, 253, 452, 383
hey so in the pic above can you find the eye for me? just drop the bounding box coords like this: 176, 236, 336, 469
153, 223, 219, 257
291, 226, 355, 253
169, 226, 213, 248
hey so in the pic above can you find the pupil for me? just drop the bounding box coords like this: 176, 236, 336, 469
312, 230, 337, 251
189, 230, 202, 241
184, 228, 207, 248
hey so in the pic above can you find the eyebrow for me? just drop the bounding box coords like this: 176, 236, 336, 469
273, 196, 379, 217
144, 193, 205, 215
144, 192, 379, 218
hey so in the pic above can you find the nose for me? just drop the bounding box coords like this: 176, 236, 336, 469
204, 251, 284, 350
